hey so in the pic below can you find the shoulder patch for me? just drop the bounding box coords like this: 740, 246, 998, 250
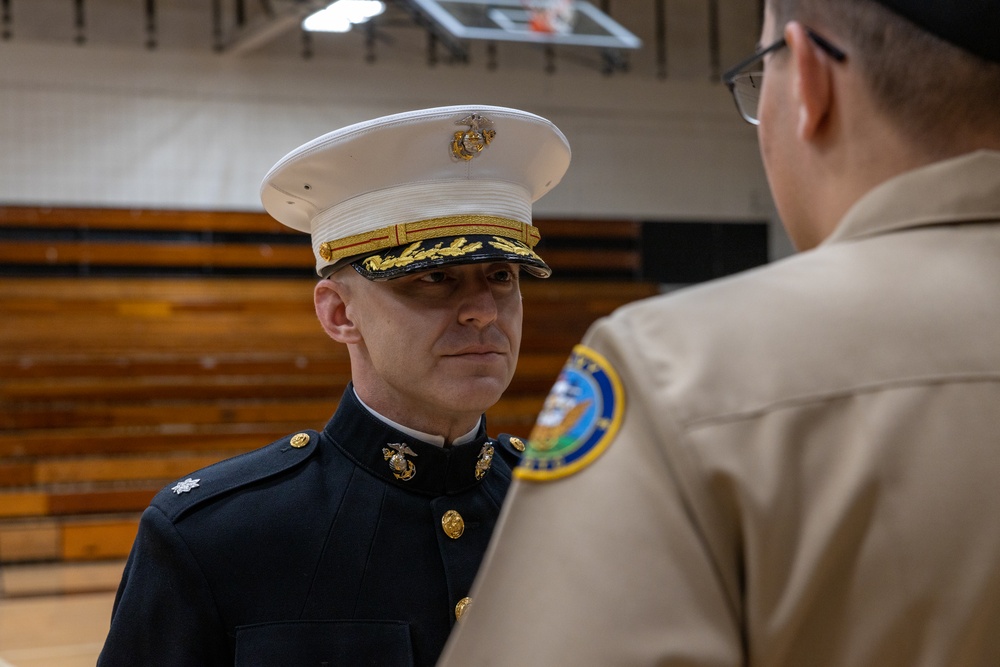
516, 344, 624, 482
152, 430, 320, 522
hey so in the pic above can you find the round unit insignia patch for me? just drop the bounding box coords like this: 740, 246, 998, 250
516, 344, 624, 482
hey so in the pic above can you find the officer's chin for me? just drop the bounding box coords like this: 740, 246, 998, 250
444, 373, 513, 412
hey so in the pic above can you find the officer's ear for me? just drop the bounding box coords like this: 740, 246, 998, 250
315, 274, 362, 344
787, 20, 834, 142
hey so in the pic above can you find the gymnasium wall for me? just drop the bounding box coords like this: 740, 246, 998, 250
0, 28, 795, 260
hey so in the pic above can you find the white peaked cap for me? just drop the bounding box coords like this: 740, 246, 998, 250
260, 105, 572, 279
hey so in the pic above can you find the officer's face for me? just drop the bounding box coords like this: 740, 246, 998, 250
318, 261, 523, 437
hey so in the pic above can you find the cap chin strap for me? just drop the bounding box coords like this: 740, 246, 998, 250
318, 215, 540, 263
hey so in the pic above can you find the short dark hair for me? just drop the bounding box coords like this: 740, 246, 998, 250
769, 0, 1000, 154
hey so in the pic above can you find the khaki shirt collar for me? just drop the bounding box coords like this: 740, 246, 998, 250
824, 150, 1000, 246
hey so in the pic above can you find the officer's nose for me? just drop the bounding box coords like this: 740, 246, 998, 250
458, 279, 499, 328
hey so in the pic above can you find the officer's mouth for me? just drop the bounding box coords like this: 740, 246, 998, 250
446, 345, 506, 359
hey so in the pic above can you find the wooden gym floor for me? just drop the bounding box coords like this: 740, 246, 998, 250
0, 562, 123, 667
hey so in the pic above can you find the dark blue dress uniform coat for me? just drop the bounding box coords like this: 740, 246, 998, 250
98, 385, 522, 666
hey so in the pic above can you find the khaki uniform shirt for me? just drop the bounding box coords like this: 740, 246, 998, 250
438, 151, 1000, 667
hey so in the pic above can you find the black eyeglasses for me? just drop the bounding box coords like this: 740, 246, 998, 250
722, 29, 847, 125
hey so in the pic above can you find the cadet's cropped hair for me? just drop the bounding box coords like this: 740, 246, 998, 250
770, 0, 1000, 154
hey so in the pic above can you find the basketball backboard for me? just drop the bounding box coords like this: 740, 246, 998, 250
408, 0, 641, 49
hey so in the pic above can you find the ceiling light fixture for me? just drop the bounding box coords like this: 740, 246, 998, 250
302, 0, 386, 33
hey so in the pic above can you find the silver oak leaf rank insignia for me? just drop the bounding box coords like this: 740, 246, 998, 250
171, 478, 201, 494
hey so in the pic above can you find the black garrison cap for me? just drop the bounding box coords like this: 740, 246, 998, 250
872, 0, 1000, 62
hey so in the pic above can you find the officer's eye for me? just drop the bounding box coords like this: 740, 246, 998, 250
490, 264, 519, 284
418, 271, 448, 284
491, 269, 514, 283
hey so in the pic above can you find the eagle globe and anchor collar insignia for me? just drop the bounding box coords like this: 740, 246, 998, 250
383, 442, 418, 481
516, 344, 625, 481
383, 440, 496, 482
475, 442, 495, 480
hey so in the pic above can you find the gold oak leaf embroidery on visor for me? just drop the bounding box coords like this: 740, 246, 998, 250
488, 236, 535, 257
362, 237, 484, 272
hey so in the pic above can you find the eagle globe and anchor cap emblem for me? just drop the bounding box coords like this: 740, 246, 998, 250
451, 113, 496, 161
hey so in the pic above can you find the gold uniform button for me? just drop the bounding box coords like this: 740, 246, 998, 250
509, 436, 525, 452
290, 433, 310, 448
441, 510, 465, 539
455, 596, 472, 621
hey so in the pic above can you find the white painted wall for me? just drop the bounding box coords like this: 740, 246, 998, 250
0, 18, 795, 259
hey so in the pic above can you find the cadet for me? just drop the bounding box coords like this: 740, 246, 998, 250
439, 2, 1000, 666
98, 105, 570, 666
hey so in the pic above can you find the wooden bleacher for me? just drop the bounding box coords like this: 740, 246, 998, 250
0, 206, 658, 588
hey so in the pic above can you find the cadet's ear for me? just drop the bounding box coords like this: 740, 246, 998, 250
315, 276, 362, 344
786, 21, 833, 142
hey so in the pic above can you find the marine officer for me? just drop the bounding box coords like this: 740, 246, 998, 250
439, 1, 1000, 665
98, 105, 570, 666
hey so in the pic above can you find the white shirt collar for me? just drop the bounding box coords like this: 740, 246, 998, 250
353, 389, 482, 448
